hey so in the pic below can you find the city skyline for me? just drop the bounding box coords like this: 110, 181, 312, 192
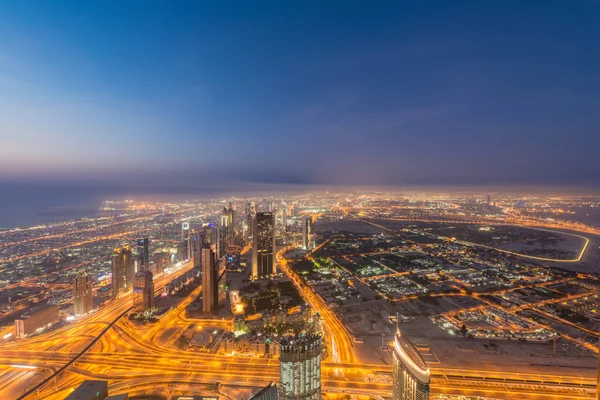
1, 2, 600, 399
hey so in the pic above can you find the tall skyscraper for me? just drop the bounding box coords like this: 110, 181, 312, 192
133, 270, 155, 313
252, 212, 276, 279
73, 271, 93, 316
267, 201, 274, 212
302, 216, 312, 250
279, 335, 321, 400
112, 245, 134, 297
136, 237, 149, 270
227, 202, 235, 244
245, 202, 255, 243
281, 202, 287, 231
486, 194, 491, 206
181, 222, 191, 260
391, 328, 430, 400
202, 243, 217, 313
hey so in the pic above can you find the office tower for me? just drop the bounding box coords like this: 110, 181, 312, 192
486, 194, 491, 206
391, 328, 430, 400
227, 202, 235, 244
267, 201, 274, 212
279, 335, 321, 400
133, 270, 154, 313
191, 231, 202, 268
181, 222, 191, 260
73, 271, 93, 316
15, 305, 59, 339
202, 243, 217, 313
249, 382, 278, 400
252, 212, 276, 279
136, 237, 149, 270
246, 202, 255, 243
154, 252, 170, 275
281, 202, 287, 230
112, 245, 134, 297
302, 216, 312, 250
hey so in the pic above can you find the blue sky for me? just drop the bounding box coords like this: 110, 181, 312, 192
1, 1, 599, 187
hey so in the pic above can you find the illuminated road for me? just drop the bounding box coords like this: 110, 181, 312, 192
276, 246, 356, 364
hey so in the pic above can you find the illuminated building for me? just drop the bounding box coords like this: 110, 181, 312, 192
73, 270, 93, 316
133, 270, 155, 313
252, 212, 276, 278
181, 222, 191, 260
391, 328, 430, 400
136, 237, 149, 270
112, 245, 134, 297
267, 201, 274, 212
202, 243, 217, 313
15, 304, 59, 339
281, 202, 287, 231
65, 380, 108, 400
191, 231, 202, 268
153, 252, 170, 275
279, 334, 321, 400
302, 216, 313, 250
249, 382, 278, 400
226, 246, 241, 271
227, 201, 235, 244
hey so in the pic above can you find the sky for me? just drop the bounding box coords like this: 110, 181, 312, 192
1, 1, 599, 188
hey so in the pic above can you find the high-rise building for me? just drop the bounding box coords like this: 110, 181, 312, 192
486, 194, 491, 206
153, 252, 170, 275
227, 202, 235, 244
281, 202, 287, 231
112, 245, 134, 297
249, 382, 278, 400
391, 328, 430, 400
302, 216, 312, 250
279, 335, 321, 400
267, 201, 274, 212
133, 270, 155, 313
136, 237, 149, 270
202, 243, 217, 313
15, 305, 59, 339
252, 212, 276, 279
246, 202, 256, 243
181, 222, 191, 260
226, 245, 241, 271
73, 271, 93, 316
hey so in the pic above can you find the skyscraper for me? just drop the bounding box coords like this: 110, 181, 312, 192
391, 328, 430, 400
112, 245, 134, 297
202, 243, 217, 313
136, 237, 149, 270
133, 270, 155, 313
227, 202, 235, 244
73, 271, 93, 316
181, 222, 191, 260
279, 335, 321, 400
252, 212, 276, 279
281, 202, 287, 231
302, 216, 313, 250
